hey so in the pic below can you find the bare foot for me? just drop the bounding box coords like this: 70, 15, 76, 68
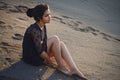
57, 66, 71, 76
71, 69, 87, 80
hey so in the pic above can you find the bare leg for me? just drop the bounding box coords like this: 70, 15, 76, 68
47, 35, 87, 79
60, 41, 85, 76
47, 35, 70, 74
60, 41, 78, 70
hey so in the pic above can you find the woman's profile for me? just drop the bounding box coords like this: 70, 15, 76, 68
22, 3, 87, 80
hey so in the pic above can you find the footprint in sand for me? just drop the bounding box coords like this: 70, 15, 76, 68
52, 16, 63, 21
109, 53, 120, 58
12, 33, 23, 40
0, 2, 8, 10
9, 5, 28, 13
5, 57, 14, 63
0, 42, 10, 46
18, 17, 27, 21
0, 21, 5, 25
15, 5, 28, 13
0, 21, 13, 30
61, 15, 73, 19
52, 15, 120, 42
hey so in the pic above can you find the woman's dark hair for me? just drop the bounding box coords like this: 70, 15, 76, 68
26, 3, 49, 22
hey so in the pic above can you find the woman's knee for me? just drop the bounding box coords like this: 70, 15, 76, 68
60, 41, 66, 48
52, 35, 60, 43
60, 41, 64, 45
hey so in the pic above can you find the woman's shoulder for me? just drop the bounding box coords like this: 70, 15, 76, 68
26, 23, 39, 33
28, 23, 37, 29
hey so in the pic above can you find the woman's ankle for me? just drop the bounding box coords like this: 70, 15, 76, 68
57, 65, 68, 71
70, 68, 77, 73
70, 68, 84, 76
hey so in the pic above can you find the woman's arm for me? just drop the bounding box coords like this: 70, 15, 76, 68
30, 28, 44, 55
40, 51, 51, 64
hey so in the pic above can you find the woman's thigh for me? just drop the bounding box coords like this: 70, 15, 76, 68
47, 35, 60, 56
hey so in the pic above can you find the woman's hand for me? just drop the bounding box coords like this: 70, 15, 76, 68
40, 51, 51, 64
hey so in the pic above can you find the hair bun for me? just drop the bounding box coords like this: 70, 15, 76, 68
26, 8, 34, 17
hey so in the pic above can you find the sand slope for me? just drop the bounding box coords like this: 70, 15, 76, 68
0, 0, 120, 80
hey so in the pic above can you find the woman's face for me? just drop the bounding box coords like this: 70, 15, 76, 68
42, 9, 51, 23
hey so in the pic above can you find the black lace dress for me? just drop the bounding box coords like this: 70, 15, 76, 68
22, 23, 47, 66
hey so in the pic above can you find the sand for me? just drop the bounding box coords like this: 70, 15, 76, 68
43, 0, 120, 37
0, 0, 120, 80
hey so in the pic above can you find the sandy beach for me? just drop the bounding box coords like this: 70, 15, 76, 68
42, 0, 120, 37
0, 0, 120, 80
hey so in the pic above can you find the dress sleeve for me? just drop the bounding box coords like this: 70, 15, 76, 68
30, 28, 43, 55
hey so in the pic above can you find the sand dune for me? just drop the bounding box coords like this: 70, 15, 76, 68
43, 0, 120, 37
0, 0, 120, 80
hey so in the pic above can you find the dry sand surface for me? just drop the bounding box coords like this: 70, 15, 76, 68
0, 0, 120, 80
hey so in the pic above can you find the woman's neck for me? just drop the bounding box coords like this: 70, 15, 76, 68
37, 21, 45, 29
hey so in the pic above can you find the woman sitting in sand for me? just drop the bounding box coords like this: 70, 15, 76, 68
22, 3, 87, 80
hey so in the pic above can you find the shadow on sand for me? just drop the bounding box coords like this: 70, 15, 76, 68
0, 60, 75, 80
